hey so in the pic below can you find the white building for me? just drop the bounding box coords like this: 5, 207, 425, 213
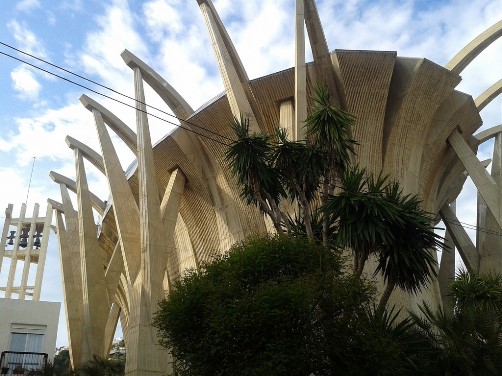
0, 204, 60, 373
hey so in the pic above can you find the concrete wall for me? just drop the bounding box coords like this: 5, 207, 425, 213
0, 299, 60, 361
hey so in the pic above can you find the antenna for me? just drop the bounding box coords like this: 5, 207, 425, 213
25, 156, 36, 207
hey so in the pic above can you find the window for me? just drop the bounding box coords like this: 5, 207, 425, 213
10, 332, 44, 352
7, 325, 46, 371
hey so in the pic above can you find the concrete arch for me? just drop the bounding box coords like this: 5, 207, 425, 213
446, 20, 502, 75
121, 50, 193, 119
475, 124, 502, 144
49, 171, 106, 215
65, 136, 105, 175
80, 95, 138, 154
121, 50, 245, 253
475, 79, 502, 112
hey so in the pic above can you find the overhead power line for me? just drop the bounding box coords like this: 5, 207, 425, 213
3, 44, 502, 239
0, 43, 231, 146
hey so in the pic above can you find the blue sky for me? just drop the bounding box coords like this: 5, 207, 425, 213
0, 0, 500, 347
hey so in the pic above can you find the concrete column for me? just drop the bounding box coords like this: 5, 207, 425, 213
440, 203, 479, 272
75, 148, 110, 360
92, 108, 141, 284
105, 242, 125, 305
124, 67, 171, 376
6, 203, 26, 298
304, 0, 343, 107
478, 131, 502, 274
294, 0, 307, 141
448, 129, 501, 227
52, 199, 84, 369
19, 203, 39, 299
197, 0, 262, 133
104, 302, 121, 356
0, 204, 13, 275
32, 204, 52, 301
160, 169, 186, 283
438, 202, 456, 313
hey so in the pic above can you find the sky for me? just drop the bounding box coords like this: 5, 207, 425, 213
0, 0, 500, 348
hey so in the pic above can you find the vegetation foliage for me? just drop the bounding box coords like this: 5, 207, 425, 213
153, 235, 430, 375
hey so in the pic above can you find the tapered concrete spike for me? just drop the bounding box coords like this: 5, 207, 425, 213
196, 0, 264, 133
74, 149, 110, 360
304, 0, 345, 108
93, 108, 141, 284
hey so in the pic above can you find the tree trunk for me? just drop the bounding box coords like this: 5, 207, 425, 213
255, 193, 284, 235
376, 279, 396, 317
353, 251, 368, 279
263, 192, 284, 235
321, 175, 330, 248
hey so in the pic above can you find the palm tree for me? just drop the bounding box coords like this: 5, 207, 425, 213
305, 86, 357, 247
410, 271, 502, 375
374, 181, 441, 316
412, 302, 502, 375
225, 116, 285, 234
324, 167, 395, 278
272, 129, 326, 239
449, 270, 502, 315
324, 166, 441, 316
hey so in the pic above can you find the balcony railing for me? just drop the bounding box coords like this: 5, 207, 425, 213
0, 351, 48, 375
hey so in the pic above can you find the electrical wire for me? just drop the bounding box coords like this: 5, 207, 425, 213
0, 49, 230, 146
3, 44, 502, 238
0, 40, 233, 143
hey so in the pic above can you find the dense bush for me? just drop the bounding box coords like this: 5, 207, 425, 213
153, 235, 436, 376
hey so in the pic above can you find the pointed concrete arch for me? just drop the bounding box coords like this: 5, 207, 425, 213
65, 136, 105, 175
446, 20, 502, 75
121, 49, 193, 119
80, 95, 137, 154
49, 171, 106, 215
121, 49, 245, 253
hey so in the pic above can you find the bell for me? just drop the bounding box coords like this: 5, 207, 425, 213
19, 228, 28, 248
33, 229, 42, 249
7, 230, 16, 246
19, 236, 28, 248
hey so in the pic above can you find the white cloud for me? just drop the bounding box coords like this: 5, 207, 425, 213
59, 0, 83, 12
46, 11, 57, 26
7, 20, 47, 58
79, 0, 149, 82
0, 101, 97, 165
10, 65, 42, 99
16, 0, 41, 12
